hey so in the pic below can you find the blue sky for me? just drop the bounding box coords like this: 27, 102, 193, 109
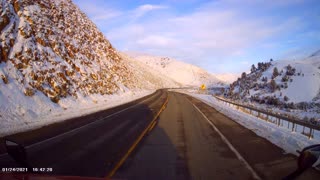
73, 0, 320, 74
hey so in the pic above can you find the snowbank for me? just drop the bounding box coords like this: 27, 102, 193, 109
0, 89, 154, 137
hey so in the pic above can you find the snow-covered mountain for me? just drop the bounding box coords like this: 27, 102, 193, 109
126, 53, 224, 87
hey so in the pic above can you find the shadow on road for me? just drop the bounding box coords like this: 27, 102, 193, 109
115, 125, 189, 180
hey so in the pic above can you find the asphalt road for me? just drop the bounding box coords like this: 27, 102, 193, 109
0, 90, 319, 179
0, 90, 167, 177
114, 92, 320, 180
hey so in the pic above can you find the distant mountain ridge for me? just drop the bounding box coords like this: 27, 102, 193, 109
126, 53, 224, 88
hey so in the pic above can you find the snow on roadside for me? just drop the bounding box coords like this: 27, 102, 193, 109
180, 91, 320, 156
0, 89, 154, 137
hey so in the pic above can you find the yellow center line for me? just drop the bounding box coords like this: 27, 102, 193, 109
147, 121, 155, 131
106, 97, 169, 179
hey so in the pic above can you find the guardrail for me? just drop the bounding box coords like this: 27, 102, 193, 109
214, 96, 320, 140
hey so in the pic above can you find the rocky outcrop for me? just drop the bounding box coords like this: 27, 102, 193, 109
0, 0, 139, 103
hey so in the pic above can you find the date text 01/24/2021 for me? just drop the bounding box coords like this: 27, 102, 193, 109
2, 167, 53, 173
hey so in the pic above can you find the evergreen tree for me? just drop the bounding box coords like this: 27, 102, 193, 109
241, 72, 246, 79
272, 67, 279, 79
261, 76, 268, 82
270, 79, 277, 92
251, 64, 256, 73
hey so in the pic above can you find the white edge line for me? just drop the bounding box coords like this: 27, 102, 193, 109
25, 97, 151, 149
191, 102, 262, 180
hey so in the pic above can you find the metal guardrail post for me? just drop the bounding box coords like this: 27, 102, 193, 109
288, 122, 290, 129
309, 129, 313, 139
309, 128, 312, 139
292, 123, 295, 132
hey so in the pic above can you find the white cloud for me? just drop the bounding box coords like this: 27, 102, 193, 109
92, 12, 122, 21
137, 35, 177, 47
240, 61, 249, 65
74, 0, 314, 73
106, 5, 302, 66
74, 1, 122, 22
136, 4, 167, 11
133, 4, 168, 19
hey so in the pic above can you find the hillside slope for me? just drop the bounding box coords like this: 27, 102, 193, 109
126, 53, 224, 87
0, 0, 155, 136
0, 0, 141, 101
228, 57, 320, 103
226, 53, 320, 121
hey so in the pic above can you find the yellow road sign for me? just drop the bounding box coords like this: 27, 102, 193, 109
200, 84, 206, 90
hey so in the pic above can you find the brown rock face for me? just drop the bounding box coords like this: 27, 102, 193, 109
1, 75, 8, 84
0, 47, 8, 63
24, 88, 35, 96
36, 37, 46, 46
13, 0, 20, 13
0, 0, 138, 102
0, 14, 10, 32
0, 46, 3, 63
50, 96, 60, 103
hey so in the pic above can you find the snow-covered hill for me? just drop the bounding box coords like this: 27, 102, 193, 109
228, 57, 320, 103
0, 0, 142, 101
126, 53, 224, 88
0, 0, 157, 136
226, 52, 320, 121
